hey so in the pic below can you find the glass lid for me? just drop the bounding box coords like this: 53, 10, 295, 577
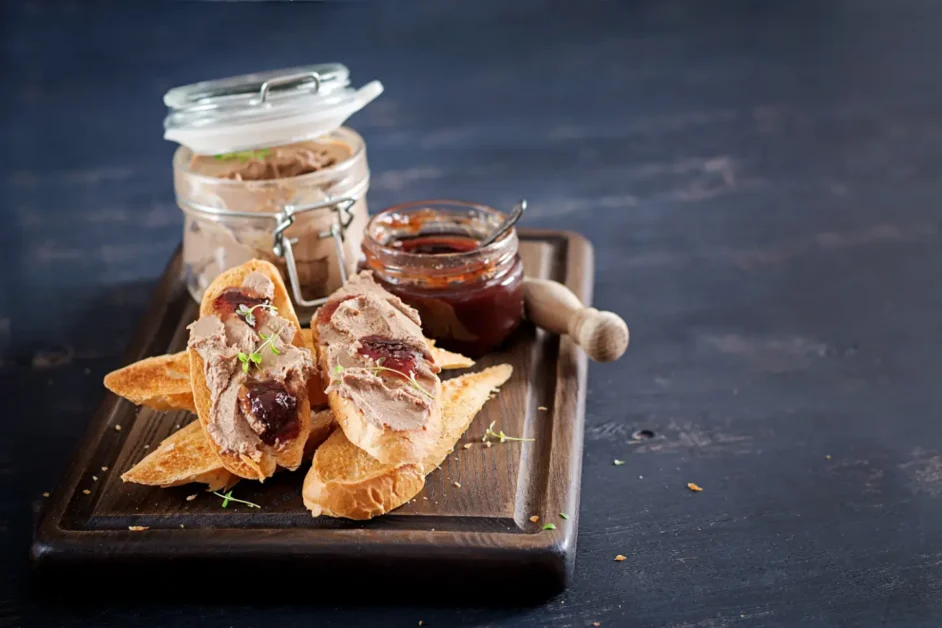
163, 63, 383, 155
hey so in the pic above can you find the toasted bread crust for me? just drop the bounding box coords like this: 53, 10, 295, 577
104, 353, 196, 413
120, 420, 238, 491
303, 364, 513, 520
122, 413, 334, 491
189, 260, 312, 481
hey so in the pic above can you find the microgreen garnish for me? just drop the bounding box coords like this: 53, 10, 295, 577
613, 459, 626, 466
237, 323, 288, 373
542, 523, 557, 531
559, 512, 569, 520
482, 421, 535, 444
332, 363, 435, 400
236, 302, 278, 327
214, 148, 271, 162
212, 490, 261, 509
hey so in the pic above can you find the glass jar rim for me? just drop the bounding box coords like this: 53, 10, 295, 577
364, 199, 515, 260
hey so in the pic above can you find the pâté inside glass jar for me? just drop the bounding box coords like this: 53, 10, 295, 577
164, 63, 382, 316
361, 200, 525, 357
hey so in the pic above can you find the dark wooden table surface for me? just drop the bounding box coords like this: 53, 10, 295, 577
5, 1, 942, 626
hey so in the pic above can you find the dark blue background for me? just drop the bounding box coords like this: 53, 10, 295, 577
4, 1, 942, 626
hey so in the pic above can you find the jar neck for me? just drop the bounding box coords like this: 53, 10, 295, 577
363, 231, 520, 288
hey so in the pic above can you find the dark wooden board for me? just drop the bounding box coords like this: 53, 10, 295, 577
30, 230, 592, 597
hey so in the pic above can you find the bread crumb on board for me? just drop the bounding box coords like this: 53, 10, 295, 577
186, 494, 197, 502
463, 443, 473, 449
114, 425, 122, 432
453, 482, 462, 488
538, 406, 548, 411
101, 466, 109, 472
687, 482, 703, 492
529, 515, 540, 523
615, 554, 626, 561
128, 525, 149, 531
42, 492, 50, 498
82, 489, 91, 495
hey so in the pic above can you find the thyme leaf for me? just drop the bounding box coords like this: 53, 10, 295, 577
482, 421, 534, 444
212, 490, 261, 509
236, 323, 288, 373
331, 363, 435, 400
236, 302, 278, 327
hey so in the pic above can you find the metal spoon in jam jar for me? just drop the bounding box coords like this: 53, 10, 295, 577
477, 200, 527, 249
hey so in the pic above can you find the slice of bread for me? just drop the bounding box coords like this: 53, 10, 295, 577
312, 273, 446, 465
302, 364, 513, 520
121, 411, 336, 490
104, 335, 472, 415
104, 353, 195, 413
120, 420, 238, 491
189, 260, 312, 481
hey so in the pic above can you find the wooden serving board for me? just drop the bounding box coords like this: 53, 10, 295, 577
31, 230, 592, 598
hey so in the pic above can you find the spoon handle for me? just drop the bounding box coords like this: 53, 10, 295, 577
478, 200, 527, 248
522, 277, 629, 362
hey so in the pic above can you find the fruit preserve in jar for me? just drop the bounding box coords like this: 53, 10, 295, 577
362, 200, 525, 357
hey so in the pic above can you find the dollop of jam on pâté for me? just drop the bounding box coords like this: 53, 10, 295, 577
357, 335, 423, 378
238, 379, 300, 446
214, 287, 271, 327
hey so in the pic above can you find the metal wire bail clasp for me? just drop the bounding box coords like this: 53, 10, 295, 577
271, 196, 356, 307
257, 71, 321, 104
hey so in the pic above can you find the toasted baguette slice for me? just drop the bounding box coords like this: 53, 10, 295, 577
120, 421, 238, 491
121, 411, 336, 490
313, 273, 446, 465
189, 260, 312, 481
424, 338, 475, 370
104, 353, 195, 413
302, 364, 513, 520
104, 335, 472, 415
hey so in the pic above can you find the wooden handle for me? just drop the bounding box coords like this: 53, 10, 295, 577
522, 277, 629, 362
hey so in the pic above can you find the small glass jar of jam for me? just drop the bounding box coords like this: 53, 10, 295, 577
362, 200, 525, 357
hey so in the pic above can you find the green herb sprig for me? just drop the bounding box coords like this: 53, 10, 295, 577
213, 490, 261, 509
482, 421, 535, 444
542, 523, 557, 531
237, 323, 286, 373
214, 148, 271, 162
332, 362, 435, 400
236, 302, 278, 327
